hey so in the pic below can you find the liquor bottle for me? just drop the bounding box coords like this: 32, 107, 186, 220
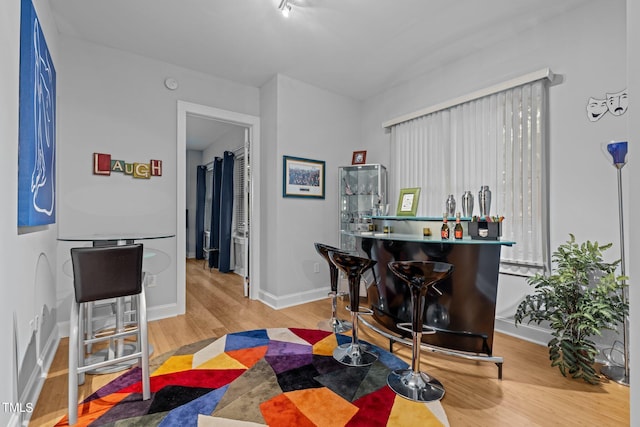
441, 213, 450, 240
454, 212, 463, 239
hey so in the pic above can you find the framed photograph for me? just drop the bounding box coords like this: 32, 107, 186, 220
283, 155, 325, 199
396, 187, 421, 216
351, 150, 367, 165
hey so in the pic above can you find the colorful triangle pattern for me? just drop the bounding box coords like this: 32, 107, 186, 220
57, 328, 449, 426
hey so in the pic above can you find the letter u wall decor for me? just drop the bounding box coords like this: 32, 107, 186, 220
18, 0, 57, 227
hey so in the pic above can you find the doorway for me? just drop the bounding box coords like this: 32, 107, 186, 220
177, 101, 261, 313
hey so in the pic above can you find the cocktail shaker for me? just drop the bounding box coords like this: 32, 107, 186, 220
461, 191, 474, 217
479, 185, 491, 216
446, 194, 456, 217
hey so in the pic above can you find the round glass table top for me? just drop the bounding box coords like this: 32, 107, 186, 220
57, 232, 175, 242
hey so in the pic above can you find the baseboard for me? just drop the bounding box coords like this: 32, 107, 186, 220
147, 303, 181, 321
20, 325, 60, 427
494, 316, 551, 347
258, 287, 330, 310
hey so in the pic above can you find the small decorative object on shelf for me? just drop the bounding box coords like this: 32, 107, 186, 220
454, 212, 463, 239
343, 177, 353, 195
468, 215, 503, 240
351, 150, 367, 165
461, 191, 474, 217
396, 187, 421, 216
446, 194, 456, 217
440, 213, 450, 240
479, 185, 492, 216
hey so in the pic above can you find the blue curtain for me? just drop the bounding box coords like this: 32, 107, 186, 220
195, 165, 206, 259
209, 157, 223, 269
218, 151, 235, 272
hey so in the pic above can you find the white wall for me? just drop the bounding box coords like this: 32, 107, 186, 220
56, 35, 260, 325
0, 1, 60, 425
258, 74, 363, 307
361, 0, 628, 348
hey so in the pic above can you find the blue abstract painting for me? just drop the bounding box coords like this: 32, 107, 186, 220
18, 0, 56, 226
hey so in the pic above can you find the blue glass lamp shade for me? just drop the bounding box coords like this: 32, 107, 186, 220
607, 141, 628, 166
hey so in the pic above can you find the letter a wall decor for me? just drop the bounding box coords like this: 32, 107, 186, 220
18, 0, 56, 226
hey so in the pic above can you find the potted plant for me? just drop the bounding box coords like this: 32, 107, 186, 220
514, 234, 628, 384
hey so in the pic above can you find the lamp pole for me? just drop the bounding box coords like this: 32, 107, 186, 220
600, 141, 629, 385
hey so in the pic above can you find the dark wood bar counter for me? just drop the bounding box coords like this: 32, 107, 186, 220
344, 217, 514, 376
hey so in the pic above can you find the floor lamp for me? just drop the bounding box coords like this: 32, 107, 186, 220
600, 140, 629, 385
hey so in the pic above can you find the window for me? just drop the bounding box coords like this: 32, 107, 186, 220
389, 78, 550, 275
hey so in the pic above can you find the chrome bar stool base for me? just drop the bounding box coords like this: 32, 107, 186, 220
318, 317, 353, 334
333, 342, 378, 367
387, 369, 445, 402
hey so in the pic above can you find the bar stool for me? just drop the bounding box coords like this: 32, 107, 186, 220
386, 261, 454, 402
328, 251, 378, 367
313, 243, 352, 333
68, 244, 150, 425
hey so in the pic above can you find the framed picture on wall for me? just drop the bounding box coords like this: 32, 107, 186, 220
352, 150, 367, 165
396, 187, 421, 216
17, 0, 57, 226
282, 155, 325, 199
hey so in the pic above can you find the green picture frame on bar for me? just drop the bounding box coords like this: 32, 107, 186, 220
396, 187, 421, 216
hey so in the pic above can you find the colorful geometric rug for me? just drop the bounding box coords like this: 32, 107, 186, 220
57, 328, 449, 426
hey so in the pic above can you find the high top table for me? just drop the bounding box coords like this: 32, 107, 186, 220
58, 232, 174, 373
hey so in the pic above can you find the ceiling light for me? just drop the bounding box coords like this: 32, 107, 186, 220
278, 0, 291, 17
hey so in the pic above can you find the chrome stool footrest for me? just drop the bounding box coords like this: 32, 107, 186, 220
396, 322, 436, 335
345, 305, 374, 315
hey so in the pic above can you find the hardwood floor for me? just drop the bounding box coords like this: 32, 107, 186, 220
30, 259, 629, 426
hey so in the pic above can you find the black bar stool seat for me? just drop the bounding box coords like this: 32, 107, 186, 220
328, 251, 378, 367
387, 260, 454, 402
314, 243, 352, 333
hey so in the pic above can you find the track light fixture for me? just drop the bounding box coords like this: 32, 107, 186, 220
278, 0, 291, 17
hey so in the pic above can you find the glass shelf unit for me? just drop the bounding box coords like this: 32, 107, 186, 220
339, 164, 387, 251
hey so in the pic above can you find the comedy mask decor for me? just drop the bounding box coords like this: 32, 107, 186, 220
586, 88, 627, 122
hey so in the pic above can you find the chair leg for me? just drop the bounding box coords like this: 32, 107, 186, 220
77, 303, 85, 386
85, 302, 93, 354
68, 302, 79, 426
139, 289, 150, 400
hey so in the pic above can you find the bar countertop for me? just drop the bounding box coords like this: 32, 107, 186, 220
342, 230, 515, 246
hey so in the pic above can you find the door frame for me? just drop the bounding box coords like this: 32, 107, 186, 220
176, 101, 261, 313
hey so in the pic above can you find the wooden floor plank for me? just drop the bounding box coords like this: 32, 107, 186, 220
29, 259, 629, 426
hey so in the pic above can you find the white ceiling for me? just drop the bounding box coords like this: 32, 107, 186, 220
49, 0, 592, 149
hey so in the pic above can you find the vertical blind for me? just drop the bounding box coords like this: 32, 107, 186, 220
390, 79, 549, 275
233, 151, 246, 235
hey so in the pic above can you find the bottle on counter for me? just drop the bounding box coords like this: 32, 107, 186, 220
454, 212, 463, 239
441, 213, 450, 240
